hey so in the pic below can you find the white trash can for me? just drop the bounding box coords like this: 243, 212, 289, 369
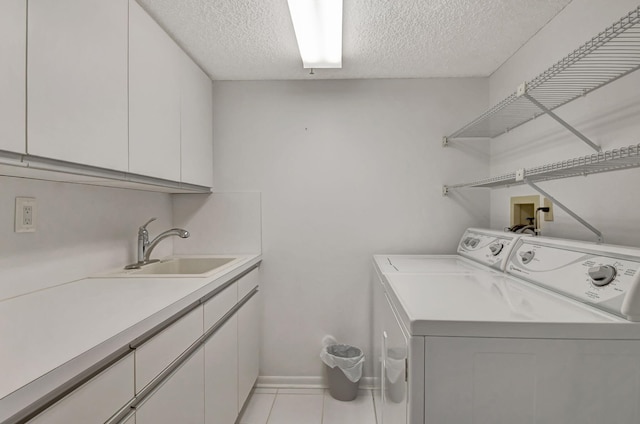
320, 344, 364, 401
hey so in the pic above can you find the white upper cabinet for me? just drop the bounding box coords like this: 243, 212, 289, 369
27, 0, 129, 171
0, 0, 26, 154
129, 0, 181, 181
179, 51, 214, 187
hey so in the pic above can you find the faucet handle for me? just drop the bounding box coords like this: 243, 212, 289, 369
140, 217, 157, 231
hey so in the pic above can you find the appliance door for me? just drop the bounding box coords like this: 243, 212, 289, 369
372, 270, 385, 423
381, 292, 408, 424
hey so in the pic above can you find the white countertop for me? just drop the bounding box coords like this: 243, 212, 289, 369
0, 254, 261, 421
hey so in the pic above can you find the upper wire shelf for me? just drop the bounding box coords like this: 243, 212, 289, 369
446, 6, 640, 141
444, 143, 640, 191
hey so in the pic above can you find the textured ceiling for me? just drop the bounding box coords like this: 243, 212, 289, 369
137, 0, 572, 80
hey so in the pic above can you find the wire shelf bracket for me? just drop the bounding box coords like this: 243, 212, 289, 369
520, 86, 601, 152
444, 6, 640, 148
525, 180, 603, 243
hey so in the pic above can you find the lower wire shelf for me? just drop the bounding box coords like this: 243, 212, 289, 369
444, 143, 640, 192
443, 143, 640, 243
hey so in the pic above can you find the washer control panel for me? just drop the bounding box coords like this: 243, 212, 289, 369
506, 238, 640, 320
457, 228, 526, 271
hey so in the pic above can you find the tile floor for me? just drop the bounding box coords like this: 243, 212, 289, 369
238, 388, 377, 424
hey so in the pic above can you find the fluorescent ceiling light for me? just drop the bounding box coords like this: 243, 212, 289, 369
287, 0, 343, 68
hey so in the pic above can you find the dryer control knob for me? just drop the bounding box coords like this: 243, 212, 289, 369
489, 243, 504, 256
519, 250, 535, 264
588, 265, 617, 287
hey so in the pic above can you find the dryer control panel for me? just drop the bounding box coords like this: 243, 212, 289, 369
507, 238, 640, 321
457, 228, 527, 271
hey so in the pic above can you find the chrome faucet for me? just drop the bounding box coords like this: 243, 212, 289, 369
125, 218, 190, 269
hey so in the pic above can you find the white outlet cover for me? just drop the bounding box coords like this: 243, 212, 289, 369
515, 168, 525, 181
15, 197, 37, 233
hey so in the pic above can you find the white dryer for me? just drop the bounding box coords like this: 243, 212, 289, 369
373, 234, 640, 424
372, 228, 528, 423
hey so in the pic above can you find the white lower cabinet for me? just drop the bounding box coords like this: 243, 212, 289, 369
238, 292, 260, 409
135, 346, 205, 424
204, 315, 238, 424
28, 353, 134, 424
24, 266, 260, 424
135, 306, 203, 393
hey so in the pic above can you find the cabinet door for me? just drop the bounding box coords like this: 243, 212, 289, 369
204, 315, 238, 424
27, 0, 128, 170
129, 0, 181, 181
28, 354, 134, 424
0, 0, 25, 154
237, 292, 260, 411
179, 51, 213, 187
381, 294, 408, 424
136, 346, 204, 424
135, 306, 203, 393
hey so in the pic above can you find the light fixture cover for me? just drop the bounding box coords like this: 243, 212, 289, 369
287, 0, 343, 68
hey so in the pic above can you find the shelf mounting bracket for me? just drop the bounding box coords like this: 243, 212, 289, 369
526, 180, 603, 243
520, 91, 601, 152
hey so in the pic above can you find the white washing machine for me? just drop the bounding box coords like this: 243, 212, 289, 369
372, 233, 640, 424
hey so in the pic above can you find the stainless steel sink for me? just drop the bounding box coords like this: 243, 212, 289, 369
105, 257, 239, 278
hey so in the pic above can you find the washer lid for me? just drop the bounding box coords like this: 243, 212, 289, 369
375, 255, 487, 274
383, 272, 640, 338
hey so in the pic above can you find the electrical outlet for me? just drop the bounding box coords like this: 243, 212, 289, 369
15, 197, 37, 233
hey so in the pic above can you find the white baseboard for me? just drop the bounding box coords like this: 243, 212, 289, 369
256, 376, 375, 390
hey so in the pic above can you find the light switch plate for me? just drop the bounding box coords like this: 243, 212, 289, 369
15, 197, 37, 233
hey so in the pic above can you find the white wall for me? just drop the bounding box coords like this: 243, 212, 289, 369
173, 192, 262, 255
211, 79, 490, 382
489, 0, 640, 245
0, 176, 173, 300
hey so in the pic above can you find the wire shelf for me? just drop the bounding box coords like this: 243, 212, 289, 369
446, 143, 640, 190
447, 6, 640, 139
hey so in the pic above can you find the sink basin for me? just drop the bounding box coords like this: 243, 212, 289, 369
132, 257, 236, 275
103, 256, 239, 278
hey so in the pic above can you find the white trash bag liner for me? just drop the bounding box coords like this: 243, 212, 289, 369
320, 344, 364, 383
